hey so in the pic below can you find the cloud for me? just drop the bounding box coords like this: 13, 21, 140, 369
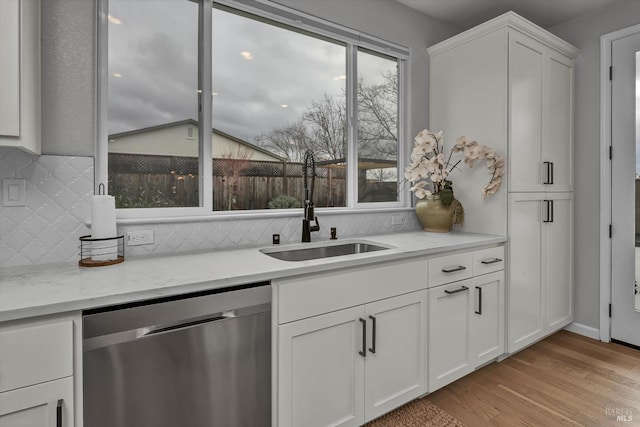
108, 1, 395, 142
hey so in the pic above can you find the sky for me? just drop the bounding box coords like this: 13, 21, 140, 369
107, 0, 395, 144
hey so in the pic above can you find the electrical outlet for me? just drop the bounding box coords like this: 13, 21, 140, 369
391, 216, 404, 226
127, 230, 154, 246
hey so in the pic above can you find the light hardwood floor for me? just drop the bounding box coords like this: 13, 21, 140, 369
425, 330, 640, 426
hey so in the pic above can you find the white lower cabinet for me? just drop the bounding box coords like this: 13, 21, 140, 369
469, 272, 505, 367
0, 316, 77, 427
428, 271, 505, 392
277, 291, 427, 427
0, 377, 73, 427
508, 192, 573, 352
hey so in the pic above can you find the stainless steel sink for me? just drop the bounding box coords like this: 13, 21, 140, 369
260, 241, 391, 262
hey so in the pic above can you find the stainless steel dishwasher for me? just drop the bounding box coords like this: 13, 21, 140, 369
82, 283, 271, 427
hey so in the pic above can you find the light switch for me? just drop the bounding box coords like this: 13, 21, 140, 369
3, 179, 26, 206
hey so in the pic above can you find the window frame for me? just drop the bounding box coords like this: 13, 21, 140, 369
96, 0, 409, 219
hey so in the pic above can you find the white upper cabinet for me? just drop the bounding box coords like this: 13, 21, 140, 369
0, 0, 41, 154
428, 11, 578, 235
509, 32, 574, 192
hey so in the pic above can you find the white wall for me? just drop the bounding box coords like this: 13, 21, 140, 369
548, 0, 640, 330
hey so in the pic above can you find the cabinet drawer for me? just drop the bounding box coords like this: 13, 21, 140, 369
472, 246, 505, 276
0, 320, 73, 393
428, 252, 473, 287
276, 258, 427, 324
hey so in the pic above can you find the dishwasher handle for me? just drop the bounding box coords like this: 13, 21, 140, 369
83, 302, 270, 352
141, 310, 237, 337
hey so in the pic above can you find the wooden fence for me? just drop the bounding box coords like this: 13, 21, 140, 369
108, 154, 347, 209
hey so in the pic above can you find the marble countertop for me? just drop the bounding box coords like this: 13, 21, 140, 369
0, 231, 506, 322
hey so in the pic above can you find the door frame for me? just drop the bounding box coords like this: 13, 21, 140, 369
599, 23, 640, 342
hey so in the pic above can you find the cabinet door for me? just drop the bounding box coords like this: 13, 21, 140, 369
278, 306, 365, 427
0, 0, 40, 153
470, 272, 505, 367
544, 193, 573, 331
428, 281, 472, 392
543, 51, 574, 192
0, 0, 20, 136
364, 291, 426, 422
508, 32, 545, 192
508, 194, 544, 352
0, 376, 73, 427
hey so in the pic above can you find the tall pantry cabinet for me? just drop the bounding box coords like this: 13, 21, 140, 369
428, 12, 578, 354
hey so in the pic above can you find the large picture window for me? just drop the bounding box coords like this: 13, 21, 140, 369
101, 0, 407, 214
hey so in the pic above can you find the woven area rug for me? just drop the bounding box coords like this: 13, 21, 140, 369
364, 398, 465, 427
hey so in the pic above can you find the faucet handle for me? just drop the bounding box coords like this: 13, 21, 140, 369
311, 216, 320, 232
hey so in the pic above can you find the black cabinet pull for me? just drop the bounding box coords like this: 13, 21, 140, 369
57, 399, 63, 427
442, 265, 467, 273
481, 257, 502, 265
368, 315, 376, 354
543, 200, 551, 223
543, 161, 552, 184
359, 318, 367, 357
550, 200, 554, 223
475, 286, 483, 315
444, 286, 469, 295
550, 162, 554, 184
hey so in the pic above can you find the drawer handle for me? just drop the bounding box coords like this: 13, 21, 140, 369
57, 399, 63, 427
481, 257, 502, 265
444, 286, 469, 295
359, 318, 367, 358
442, 265, 467, 273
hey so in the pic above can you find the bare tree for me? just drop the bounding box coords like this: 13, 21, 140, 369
256, 73, 397, 164
303, 93, 347, 160
218, 146, 253, 210
255, 119, 312, 162
357, 71, 398, 160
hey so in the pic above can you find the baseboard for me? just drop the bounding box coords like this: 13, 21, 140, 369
564, 322, 600, 340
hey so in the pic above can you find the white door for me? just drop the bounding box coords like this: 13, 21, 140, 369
508, 32, 545, 192
427, 281, 472, 392
544, 193, 574, 332
364, 291, 426, 422
543, 51, 574, 192
277, 306, 365, 427
611, 30, 640, 347
507, 193, 544, 352
469, 271, 505, 366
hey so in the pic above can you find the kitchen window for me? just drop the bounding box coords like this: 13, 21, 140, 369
98, 0, 408, 217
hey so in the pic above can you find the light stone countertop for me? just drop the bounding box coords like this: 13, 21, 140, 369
0, 231, 506, 322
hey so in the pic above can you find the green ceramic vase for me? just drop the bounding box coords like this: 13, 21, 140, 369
414, 194, 454, 232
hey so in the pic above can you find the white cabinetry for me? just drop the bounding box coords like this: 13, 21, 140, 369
509, 32, 574, 193
0, 0, 41, 153
508, 193, 573, 352
427, 249, 505, 392
429, 12, 576, 356
0, 317, 76, 427
275, 259, 427, 427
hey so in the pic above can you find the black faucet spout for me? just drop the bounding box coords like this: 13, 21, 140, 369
302, 150, 320, 242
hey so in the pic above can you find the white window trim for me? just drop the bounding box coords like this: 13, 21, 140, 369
96, 0, 409, 220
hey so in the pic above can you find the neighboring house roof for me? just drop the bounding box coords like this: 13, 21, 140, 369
108, 119, 285, 162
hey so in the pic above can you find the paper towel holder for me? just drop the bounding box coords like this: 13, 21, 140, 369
79, 235, 125, 267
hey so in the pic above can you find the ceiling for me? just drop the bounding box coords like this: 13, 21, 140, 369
396, 0, 625, 30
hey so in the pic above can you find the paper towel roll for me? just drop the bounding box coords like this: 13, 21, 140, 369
91, 195, 117, 261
